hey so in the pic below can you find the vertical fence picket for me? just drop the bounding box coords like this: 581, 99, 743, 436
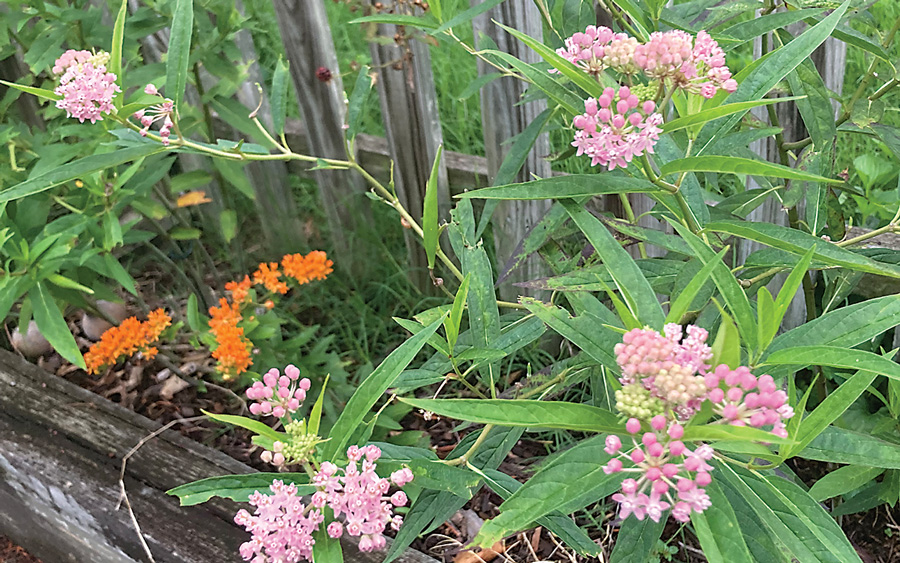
273, 0, 371, 272
368, 25, 448, 291
472, 0, 552, 298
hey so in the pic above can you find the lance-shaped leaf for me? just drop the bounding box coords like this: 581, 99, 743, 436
808, 465, 885, 502
522, 297, 620, 371
659, 156, 840, 184
460, 175, 657, 200
662, 97, 804, 134
691, 480, 754, 563
109, 0, 128, 98
271, 57, 290, 136
398, 398, 623, 434
167, 473, 312, 506
472, 435, 623, 547
322, 316, 444, 460
800, 426, 900, 469
166, 0, 194, 110
563, 200, 664, 329
30, 283, 84, 368
764, 346, 900, 382
708, 220, 900, 278
423, 145, 443, 269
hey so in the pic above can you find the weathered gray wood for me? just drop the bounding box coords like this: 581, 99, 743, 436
472, 0, 552, 298
273, 0, 371, 270
0, 349, 438, 563
230, 0, 308, 254
368, 22, 449, 291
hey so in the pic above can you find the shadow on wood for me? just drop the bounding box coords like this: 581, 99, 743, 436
0, 349, 436, 563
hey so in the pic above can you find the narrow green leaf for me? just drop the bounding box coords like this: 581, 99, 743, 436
29, 284, 84, 368
1, 145, 165, 204
716, 462, 863, 563
766, 295, 900, 357
308, 374, 329, 437
764, 346, 900, 382
696, 1, 849, 155
203, 410, 287, 442
668, 221, 757, 350
460, 175, 658, 200
48, 274, 94, 295
801, 427, 900, 469
0, 79, 61, 102
219, 209, 237, 243
808, 465, 885, 502
720, 8, 825, 43
322, 316, 444, 460
312, 527, 343, 563
711, 220, 900, 279
756, 286, 776, 354
349, 14, 438, 28
431, 0, 504, 35
472, 435, 622, 548
102, 253, 137, 296
166, 0, 194, 110
186, 293, 200, 331
710, 309, 740, 369
667, 248, 726, 324
110, 0, 128, 102
522, 297, 620, 370
480, 469, 602, 557
691, 480, 754, 563
271, 57, 290, 136
683, 424, 792, 445
495, 23, 604, 99
662, 97, 804, 134
481, 49, 582, 115
346, 65, 372, 141
423, 145, 443, 270
398, 398, 623, 433
660, 156, 839, 184
563, 200, 665, 329
610, 516, 664, 563
166, 473, 312, 506
445, 274, 470, 351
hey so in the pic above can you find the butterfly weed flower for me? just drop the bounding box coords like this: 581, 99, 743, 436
84, 308, 171, 374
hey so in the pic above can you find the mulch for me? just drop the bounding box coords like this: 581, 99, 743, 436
0, 536, 42, 563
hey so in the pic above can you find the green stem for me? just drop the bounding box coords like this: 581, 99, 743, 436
443, 424, 495, 466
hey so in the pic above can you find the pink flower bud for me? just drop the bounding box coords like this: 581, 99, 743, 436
652, 480, 669, 495
630, 449, 645, 464
327, 521, 343, 538
285, 364, 300, 379
684, 456, 701, 472
726, 387, 744, 402
647, 443, 664, 458
668, 423, 684, 439
299, 378, 311, 391
263, 371, 277, 387
642, 432, 657, 447
144, 84, 159, 96
662, 463, 679, 478
646, 467, 662, 481
626, 418, 641, 434
390, 491, 408, 506
695, 471, 712, 487
272, 452, 284, 465
651, 415, 666, 431
605, 435, 622, 454
669, 440, 686, 457
622, 478, 638, 494
272, 406, 285, 418
604, 459, 623, 474
709, 388, 725, 403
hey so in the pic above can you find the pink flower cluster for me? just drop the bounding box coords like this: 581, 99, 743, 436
235, 480, 324, 563
554, 25, 639, 76
705, 365, 794, 438
633, 30, 737, 98
604, 415, 714, 523
247, 364, 312, 417
615, 323, 711, 418
133, 85, 175, 145
572, 86, 663, 171
235, 445, 413, 562
313, 445, 413, 552
53, 50, 120, 124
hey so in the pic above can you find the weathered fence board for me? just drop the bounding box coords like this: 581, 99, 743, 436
369, 21, 449, 291
0, 349, 436, 563
273, 0, 372, 270
472, 0, 552, 298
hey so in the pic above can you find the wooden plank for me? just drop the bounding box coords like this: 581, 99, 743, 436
368, 21, 449, 291
0, 349, 438, 563
273, 0, 372, 270
472, 0, 552, 298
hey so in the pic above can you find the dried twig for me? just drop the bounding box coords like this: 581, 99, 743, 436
115, 415, 205, 563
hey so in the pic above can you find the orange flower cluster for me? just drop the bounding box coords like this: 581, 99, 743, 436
208, 251, 332, 379
208, 298, 252, 380
281, 251, 334, 284
253, 262, 289, 295
85, 308, 171, 374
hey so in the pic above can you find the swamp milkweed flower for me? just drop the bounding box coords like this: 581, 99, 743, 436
606, 324, 793, 523
84, 308, 171, 374
234, 445, 414, 562
53, 49, 120, 124
572, 86, 663, 171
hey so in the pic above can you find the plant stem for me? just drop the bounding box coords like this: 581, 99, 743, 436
443, 424, 494, 466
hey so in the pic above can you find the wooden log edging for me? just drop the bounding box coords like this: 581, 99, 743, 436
0, 349, 437, 563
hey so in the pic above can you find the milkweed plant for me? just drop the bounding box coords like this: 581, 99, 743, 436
5, 0, 900, 561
